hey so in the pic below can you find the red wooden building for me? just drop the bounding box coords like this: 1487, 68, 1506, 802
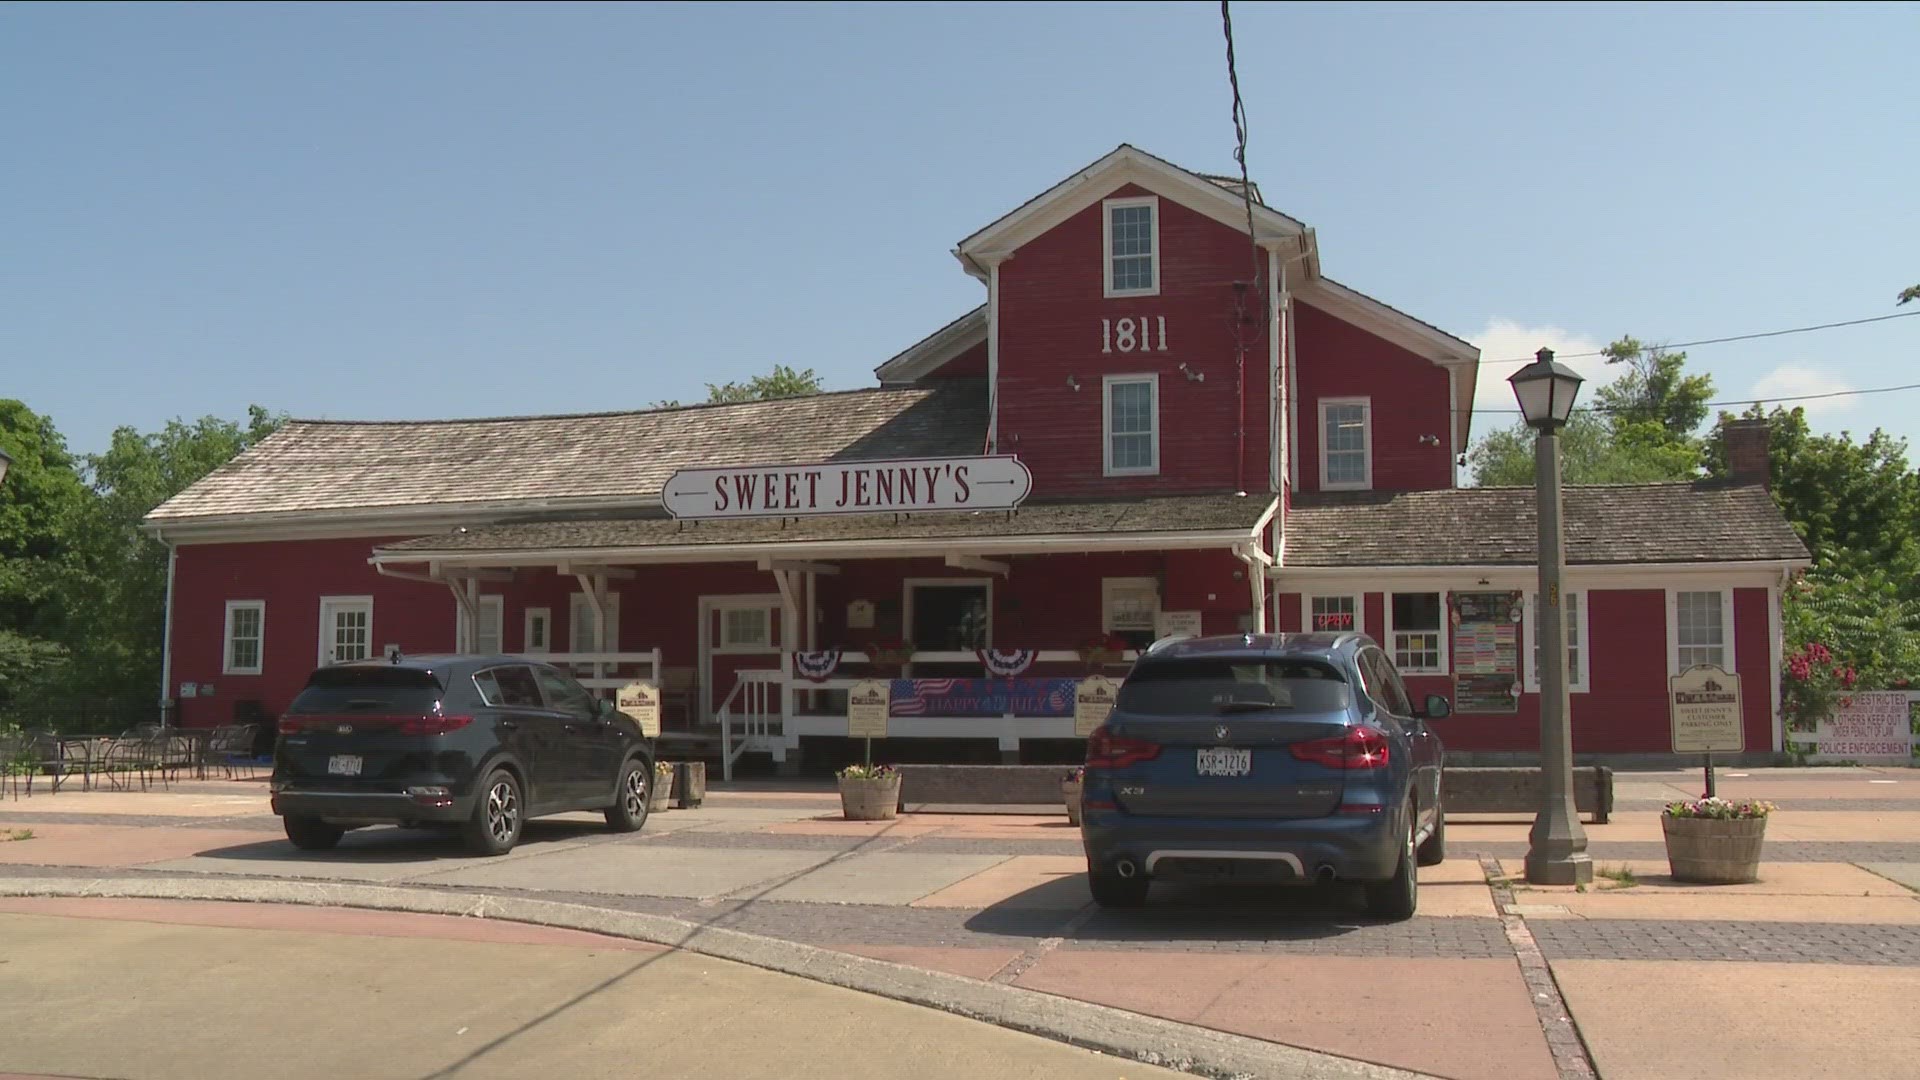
144, 145, 1808, 768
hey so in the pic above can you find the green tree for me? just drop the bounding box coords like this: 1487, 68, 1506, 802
1592, 338, 1715, 441
1704, 404, 1920, 576
651, 364, 827, 409
46, 407, 287, 704
1467, 412, 1702, 487
0, 401, 90, 702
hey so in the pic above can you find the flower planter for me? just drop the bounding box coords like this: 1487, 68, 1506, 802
1062, 778, 1083, 826
838, 774, 902, 821
647, 767, 675, 813
673, 761, 706, 810
1662, 815, 1767, 884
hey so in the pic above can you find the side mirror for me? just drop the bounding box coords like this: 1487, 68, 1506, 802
1420, 694, 1452, 720
594, 697, 614, 718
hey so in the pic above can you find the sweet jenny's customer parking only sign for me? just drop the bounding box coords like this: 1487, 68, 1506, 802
1669, 664, 1743, 754
662, 455, 1032, 520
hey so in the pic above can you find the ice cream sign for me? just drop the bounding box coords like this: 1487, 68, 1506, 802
662, 455, 1032, 521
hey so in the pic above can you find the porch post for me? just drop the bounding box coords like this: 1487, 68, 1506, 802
447, 575, 478, 652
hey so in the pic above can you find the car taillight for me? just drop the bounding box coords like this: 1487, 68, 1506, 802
399, 714, 474, 736
1290, 726, 1391, 769
276, 714, 473, 736
1085, 729, 1161, 769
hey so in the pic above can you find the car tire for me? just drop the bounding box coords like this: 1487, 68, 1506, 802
1087, 865, 1150, 909
283, 815, 344, 851
1416, 800, 1447, 867
462, 769, 523, 856
604, 757, 651, 833
1365, 804, 1419, 920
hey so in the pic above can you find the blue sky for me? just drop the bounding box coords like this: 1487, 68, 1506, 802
4, 2, 1916, 460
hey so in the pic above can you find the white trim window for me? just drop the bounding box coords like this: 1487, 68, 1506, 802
568, 592, 621, 655
455, 595, 505, 655
222, 600, 265, 676
1309, 594, 1361, 634
1526, 591, 1590, 692
1673, 589, 1733, 672
1320, 397, 1372, 490
1103, 374, 1159, 476
1102, 195, 1159, 297
1388, 592, 1446, 674
317, 596, 373, 667
721, 607, 771, 649
523, 607, 551, 654
1102, 576, 1161, 649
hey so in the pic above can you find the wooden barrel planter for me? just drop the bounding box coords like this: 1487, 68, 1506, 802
838, 774, 902, 821
648, 762, 676, 813
1662, 815, 1767, 884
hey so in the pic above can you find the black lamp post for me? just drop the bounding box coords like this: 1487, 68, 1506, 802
1510, 348, 1593, 886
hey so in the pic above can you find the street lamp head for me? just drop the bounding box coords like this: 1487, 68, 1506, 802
1509, 347, 1584, 431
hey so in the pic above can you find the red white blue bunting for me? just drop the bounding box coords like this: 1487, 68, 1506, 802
976, 648, 1037, 678
792, 650, 843, 682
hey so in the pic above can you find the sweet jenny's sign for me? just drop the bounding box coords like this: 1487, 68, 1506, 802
662, 455, 1032, 521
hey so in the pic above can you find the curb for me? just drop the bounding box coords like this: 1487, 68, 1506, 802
0, 875, 1435, 1080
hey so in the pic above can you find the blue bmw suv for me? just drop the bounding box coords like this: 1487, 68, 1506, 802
1079, 633, 1449, 918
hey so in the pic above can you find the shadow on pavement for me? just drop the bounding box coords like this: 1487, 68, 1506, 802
188, 818, 620, 864
964, 876, 1390, 941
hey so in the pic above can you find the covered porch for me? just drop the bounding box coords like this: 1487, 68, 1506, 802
369, 493, 1277, 776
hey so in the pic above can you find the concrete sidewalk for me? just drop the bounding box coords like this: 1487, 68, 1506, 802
0, 901, 1187, 1080
4, 767, 1918, 1080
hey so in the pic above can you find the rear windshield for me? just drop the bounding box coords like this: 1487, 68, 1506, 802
1116, 658, 1352, 716
287, 667, 445, 715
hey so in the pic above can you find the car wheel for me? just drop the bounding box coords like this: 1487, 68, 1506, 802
604, 757, 651, 833
1416, 799, 1447, 867
462, 769, 523, 856
1087, 863, 1150, 908
283, 815, 344, 851
1365, 803, 1419, 920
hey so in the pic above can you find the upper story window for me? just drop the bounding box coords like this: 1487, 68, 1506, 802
1103, 196, 1159, 297
1320, 397, 1372, 490
1103, 374, 1159, 476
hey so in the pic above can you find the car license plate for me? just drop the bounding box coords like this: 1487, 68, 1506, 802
327, 754, 363, 777
1196, 747, 1251, 777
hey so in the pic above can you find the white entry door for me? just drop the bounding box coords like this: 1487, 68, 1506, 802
318, 596, 374, 666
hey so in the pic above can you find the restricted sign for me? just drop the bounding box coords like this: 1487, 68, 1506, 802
1813, 692, 1911, 764
1670, 665, 1743, 754
1075, 675, 1118, 736
847, 679, 891, 740
616, 681, 662, 738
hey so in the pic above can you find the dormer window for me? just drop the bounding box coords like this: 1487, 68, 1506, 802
1103, 196, 1159, 297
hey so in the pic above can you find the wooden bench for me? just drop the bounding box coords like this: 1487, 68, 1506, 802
1443, 766, 1613, 824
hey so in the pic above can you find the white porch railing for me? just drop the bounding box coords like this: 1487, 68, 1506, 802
531, 649, 665, 695
718, 669, 785, 781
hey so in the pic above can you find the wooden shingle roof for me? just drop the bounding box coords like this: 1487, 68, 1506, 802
146, 384, 986, 524
1285, 482, 1809, 567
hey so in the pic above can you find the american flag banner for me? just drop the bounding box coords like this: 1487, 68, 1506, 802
888, 678, 1079, 717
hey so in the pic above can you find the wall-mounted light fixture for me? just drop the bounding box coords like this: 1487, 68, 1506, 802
1066, 375, 1081, 391
1178, 363, 1205, 383
1418, 434, 1441, 447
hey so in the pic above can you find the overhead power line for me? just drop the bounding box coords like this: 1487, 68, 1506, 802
1470, 379, 1920, 416
1478, 309, 1920, 368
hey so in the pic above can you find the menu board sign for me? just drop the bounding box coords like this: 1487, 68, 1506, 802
1452, 591, 1521, 714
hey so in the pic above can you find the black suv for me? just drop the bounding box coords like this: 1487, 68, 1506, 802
270, 655, 656, 856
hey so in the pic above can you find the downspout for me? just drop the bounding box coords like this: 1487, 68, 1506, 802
158, 534, 177, 726
985, 259, 1002, 454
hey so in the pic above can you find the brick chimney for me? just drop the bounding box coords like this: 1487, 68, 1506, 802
1723, 418, 1772, 488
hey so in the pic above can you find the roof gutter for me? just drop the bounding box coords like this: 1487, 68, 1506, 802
141, 493, 667, 540
370, 522, 1276, 570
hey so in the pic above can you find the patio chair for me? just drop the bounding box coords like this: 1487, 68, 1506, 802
204, 725, 258, 780
97, 729, 160, 791
0, 729, 27, 800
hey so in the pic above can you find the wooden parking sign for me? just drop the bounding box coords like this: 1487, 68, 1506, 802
616, 681, 662, 738
1669, 665, 1743, 754
847, 679, 891, 740
1075, 675, 1118, 736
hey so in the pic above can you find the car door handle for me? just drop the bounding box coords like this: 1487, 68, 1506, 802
497, 719, 519, 731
